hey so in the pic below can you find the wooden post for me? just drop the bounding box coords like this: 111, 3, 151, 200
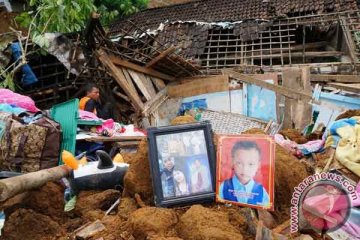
0, 165, 71, 202
282, 67, 312, 129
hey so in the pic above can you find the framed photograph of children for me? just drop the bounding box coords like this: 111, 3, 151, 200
216, 135, 275, 210
147, 122, 216, 207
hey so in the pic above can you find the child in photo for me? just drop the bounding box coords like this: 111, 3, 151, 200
219, 141, 270, 206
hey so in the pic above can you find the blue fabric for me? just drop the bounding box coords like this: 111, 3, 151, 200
324, 118, 358, 148
11, 42, 38, 86
0, 104, 27, 116
220, 177, 269, 205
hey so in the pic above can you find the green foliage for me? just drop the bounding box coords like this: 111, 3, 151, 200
0, 68, 16, 91
94, 0, 149, 26
16, 0, 96, 34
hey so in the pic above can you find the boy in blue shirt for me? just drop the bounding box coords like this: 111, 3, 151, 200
219, 141, 270, 206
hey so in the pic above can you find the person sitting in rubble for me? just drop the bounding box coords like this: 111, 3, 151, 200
160, 156, 176, 198
219, 141, 270, 206
79, 83, 113, 119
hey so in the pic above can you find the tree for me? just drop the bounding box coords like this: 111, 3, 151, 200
95, 0, 148, 27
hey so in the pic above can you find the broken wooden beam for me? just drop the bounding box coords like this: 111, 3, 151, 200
151, 77, 166, 91
168, 75, 229, 98
146, 46, 176, 68
127, 70, 156, 101
97, 50, 145, 111
0, 165, 71, 202
311, 74, 360, 83
222, 69, 314, 103
327, 82, 360, 92
143, 87, 168, 117
112, 87, 130, 102
108, 54, 176, 81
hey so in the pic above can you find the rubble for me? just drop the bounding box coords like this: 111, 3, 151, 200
129, 207, 178, 239
123, 139, 154, 204
176, 205, 244, 240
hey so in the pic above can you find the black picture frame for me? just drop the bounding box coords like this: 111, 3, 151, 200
147, 121, 216, 207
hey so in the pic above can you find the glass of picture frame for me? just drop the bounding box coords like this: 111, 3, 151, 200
147, 122, 216, 207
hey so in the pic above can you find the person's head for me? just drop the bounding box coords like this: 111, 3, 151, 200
85, 83, 100, 101
231, 141, 261, 185
173, 170, 186, 183
163, 156, 175, 171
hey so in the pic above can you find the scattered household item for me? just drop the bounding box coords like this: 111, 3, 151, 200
69, 150, 128, 193
0, 89, 39, 112
10, 42, 38, 86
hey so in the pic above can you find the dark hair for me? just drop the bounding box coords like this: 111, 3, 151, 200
231, 141, 261, 158
84, 83, 99, 94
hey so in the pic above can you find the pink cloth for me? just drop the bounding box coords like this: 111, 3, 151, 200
274, 134, 303, 158
96, 119, 114, 133
78, 110, 100, 120
0, 89, 39, 112
302, 182, 360, 237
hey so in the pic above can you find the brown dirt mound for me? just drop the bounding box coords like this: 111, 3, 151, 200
1, 208, 66, 240
129, 207, 179, 239
123, 139, 153, 204
335, 109, 360, 120
279, 129, 308, 144
176, 205, 243, 240
171, 115, 196, 125
26, 182, 66, 223
118, 197, 138, 220
75, 189, 120, 221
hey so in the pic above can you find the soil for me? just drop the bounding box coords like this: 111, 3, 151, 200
129, 207, 179, 239
1, 208, 65, 240
279, 129, 308, 144
0, 127, 315, 240
123, 139, 154, 204
335, 109, 360, 120
176, 205, 244, 240
26, 182, 67, 223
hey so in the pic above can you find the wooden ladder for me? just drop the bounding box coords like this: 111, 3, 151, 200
339, 12, 360, 63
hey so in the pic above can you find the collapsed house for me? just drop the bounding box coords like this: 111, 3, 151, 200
0, 1, 360, 240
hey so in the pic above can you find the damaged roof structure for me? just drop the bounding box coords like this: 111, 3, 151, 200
1, 1, 360, 240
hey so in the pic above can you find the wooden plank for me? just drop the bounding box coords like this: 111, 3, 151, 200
97, 50, 144, 111
311, 74, 360, 83
327, 83, 360, 92
121, 67, 139, 94
143, 87, 168, 117
108, 55, 176, 81
223, 69, 314, 102
146, 46, 176, 68
282, 67, 312, 129
139, 74, 157, 97
168, 75, 229, 98
151, 77, 166, 91
127, 70, 156, 101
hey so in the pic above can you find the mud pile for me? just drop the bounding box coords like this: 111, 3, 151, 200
0, 126, 312, 240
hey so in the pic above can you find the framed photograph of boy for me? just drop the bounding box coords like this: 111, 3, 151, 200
147, 122, 216, 207
216, 135, 275, 210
